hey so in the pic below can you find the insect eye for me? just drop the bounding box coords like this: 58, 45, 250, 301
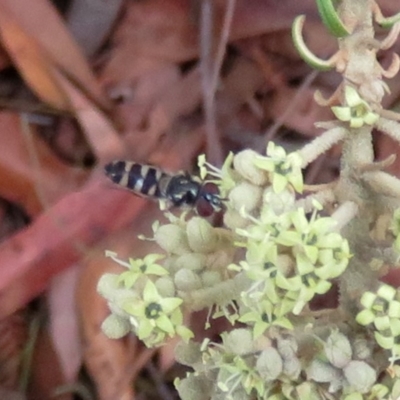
198, 183, 222, 215
196, 197, 214, 217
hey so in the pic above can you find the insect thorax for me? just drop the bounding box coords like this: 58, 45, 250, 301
165, 174, 202, 207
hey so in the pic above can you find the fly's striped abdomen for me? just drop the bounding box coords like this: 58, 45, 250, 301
104, 161, 170, 198
104, 160, 222, 216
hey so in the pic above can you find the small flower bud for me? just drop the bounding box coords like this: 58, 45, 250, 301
175, 375, 212, 400
175, 253, 207, 272
282, 354, 301, 380
277, 338, 301, 379
324, 331, 352, 368
233, 149, 269, 185
155, 276, 176, 297
174, 341, 202, 366
306, 359, 341, 383
174, 268, 203, 291
229, 182, 262, 213
155, 224, 191, 255
97, 273, 120, 298
186, 217, 218, 253
343, 361, 376, 393
201, 270, 222, 286
223, 209, 249, 230
162, 255, 179, 272
101, 314, 130, 339
224, 329, 254, 355
256, 347, 283, 380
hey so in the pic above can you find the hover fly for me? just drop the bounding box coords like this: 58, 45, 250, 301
104, 161, 222, 216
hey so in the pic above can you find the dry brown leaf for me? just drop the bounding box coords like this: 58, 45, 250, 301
0, 9, 71, 110
0, 177, 148, 319
102, 0, 316, 86
52, 69, 124, 160
0, 313, 27, 389
0, 0, 121, 161
0, 112, 87, 216
101, 0, 197, 85
0, 0, 110, 111
29, 327, 73, 400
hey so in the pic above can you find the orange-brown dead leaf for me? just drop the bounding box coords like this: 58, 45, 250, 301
29, 326, 73, 400
0, 112, 87, 216
0, 176, 149, 319
0, 0, 110, 112
0, 9, 71, 111
53, 69, 124, 160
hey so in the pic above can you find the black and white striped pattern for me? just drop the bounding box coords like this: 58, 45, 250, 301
104, 161, 171, 198
104, 160, 222, 216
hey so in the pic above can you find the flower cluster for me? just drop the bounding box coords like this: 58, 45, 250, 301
306, 331, 378, 396
356, 284, 400, 365
98, 251, 192, 347
200, 144, 351, 335
174, 329, 301, 400
99, 142, 353, 394
98, 211, 240, 346
331, 86, 379, 129
236, 206, 350, 326
175, 329, 382, 400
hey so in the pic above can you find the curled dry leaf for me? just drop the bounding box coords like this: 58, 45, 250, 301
0, 112, 87, 216
0, 179, 149, 319
0, 0, 110, 111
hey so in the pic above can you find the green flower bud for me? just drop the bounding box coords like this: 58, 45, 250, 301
256, 347, 283, 380
97, 273, 120, 298
155, 276, 176, 297
224, 329, 254, 355
277, 338, 301, 379
229, 182, 262, 213
223, 209, 249, 230
324, 331, 352, 368
175, 375, 212, 400
155, 224, 191, 255
201, 270, 222, 287
162, 255, 179, 272
174, 268, 203, 291
343, 361, 376, 393
186, 217, 218, 253
175, 253, 207, 272
233, 149, 269, 185
306, 359, 341, 383
101, 314, 130, 339
174, 341, 202, 366
282, 353, 301, 380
